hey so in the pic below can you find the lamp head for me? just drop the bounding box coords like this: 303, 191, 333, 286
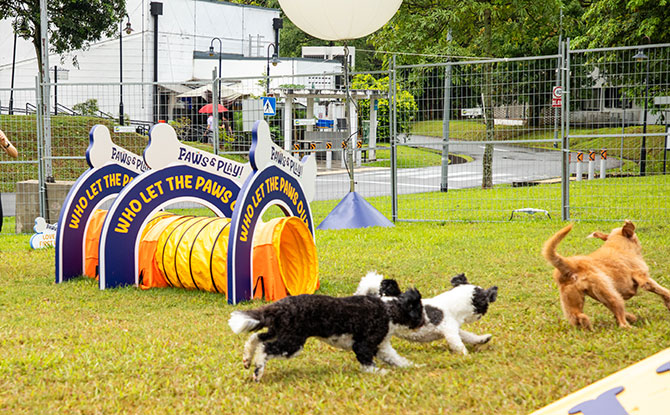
124, 21, 133, 35
633, 49, 648, 62
209, 46, 215, 57
271, 55, 279, 67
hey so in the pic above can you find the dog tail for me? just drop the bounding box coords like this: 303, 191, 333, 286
542, 223, 575, 278
354, 271, 385, 296
228, 310, 263, 334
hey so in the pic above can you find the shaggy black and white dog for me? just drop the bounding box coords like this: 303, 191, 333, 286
355, 271, 498, 355
228, 289, 425, 381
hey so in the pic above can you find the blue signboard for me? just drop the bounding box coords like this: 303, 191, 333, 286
262, 96, 276, 116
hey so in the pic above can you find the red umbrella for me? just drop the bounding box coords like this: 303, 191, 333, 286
198, 103, 228, 113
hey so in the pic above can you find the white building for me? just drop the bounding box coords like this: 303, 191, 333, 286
0, 0, 341, 123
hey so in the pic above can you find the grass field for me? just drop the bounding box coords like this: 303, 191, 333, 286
2, 179, 670, 414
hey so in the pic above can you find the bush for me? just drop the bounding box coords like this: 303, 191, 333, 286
73, 99, 99, 116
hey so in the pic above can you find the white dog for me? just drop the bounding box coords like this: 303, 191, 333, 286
355, 271, 497, 355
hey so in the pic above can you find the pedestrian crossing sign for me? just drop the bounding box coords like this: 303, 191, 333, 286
262, 97, 276, 116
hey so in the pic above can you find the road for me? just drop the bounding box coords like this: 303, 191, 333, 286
314, 135, 622, 202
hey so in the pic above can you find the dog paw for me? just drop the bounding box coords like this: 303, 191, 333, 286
452, 347, 468, 355
479, 334, 492, 344
243, 358, 251, 369
253, 366, 265, 382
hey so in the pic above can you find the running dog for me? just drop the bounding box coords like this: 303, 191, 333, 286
355, 271, 498, 355
542, 220, 670, 329
228, 289, 425, 381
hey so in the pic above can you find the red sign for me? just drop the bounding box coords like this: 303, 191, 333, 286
552, 86, 563, 108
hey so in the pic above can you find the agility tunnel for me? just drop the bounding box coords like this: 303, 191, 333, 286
58, 121, 319, 304
83, 210, 318, 301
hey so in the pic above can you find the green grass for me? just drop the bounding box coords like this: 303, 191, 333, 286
2, 179, 670, 414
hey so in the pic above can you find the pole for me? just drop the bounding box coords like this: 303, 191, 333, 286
640, 56, 649, 176
344, 44, 354, 193
9, 20, 18, 115
391, 55, 398, 221
119, 18, 124, 125
40, 0, 53, 182
440, 30, 452, 192
212, 69, 219, 155
150, 2, 163, 124
266, 43, 276, 95
53, 66, 58, 115
561, 39, 570, 220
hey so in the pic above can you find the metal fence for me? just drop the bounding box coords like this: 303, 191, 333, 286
390, 42, 670, 223
1, 42, 670, 233
565, 42, 670, 222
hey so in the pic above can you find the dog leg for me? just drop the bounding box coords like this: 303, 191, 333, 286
559, 286, 592, 330
251, 343, 268, 382
243, 332, 261, 369
640, 277, 670, 310
591, 283, 630, 328
459, 329, 492, 345
252, 335, 306, 382
440, 324, 468, 355
353, 341, 387, 374
376, 341, 416, 368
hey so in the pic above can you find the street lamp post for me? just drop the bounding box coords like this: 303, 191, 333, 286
119, 13, 133, 125
266, 43, 279, 95
209, 37, 223, 109
633, 48, 649, 176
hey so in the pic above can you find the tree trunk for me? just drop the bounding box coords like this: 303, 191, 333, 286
482, 6, 494, 189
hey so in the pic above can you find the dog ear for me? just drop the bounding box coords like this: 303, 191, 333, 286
622, 220, 635, 238
380, 279, 402, 297
451, 273, 468, 287
487, 286, 498, 303
399, 287, 422, 304
587, 231, 608, 241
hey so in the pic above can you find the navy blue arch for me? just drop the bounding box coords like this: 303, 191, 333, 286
55, 163, 138, 283
226, 165, 314, 304
98, 164, 240, 289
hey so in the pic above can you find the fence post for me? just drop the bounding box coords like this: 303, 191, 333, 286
35, 76, 47, 219
600, 149, 607, 179
391, 55, 398, 222
561, 39, 571, 221
440, 61, 452, 192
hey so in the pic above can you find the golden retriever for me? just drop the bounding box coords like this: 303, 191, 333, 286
542, 220, 670, 329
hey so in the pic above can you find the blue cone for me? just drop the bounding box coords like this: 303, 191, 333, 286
316, 192, 394, 230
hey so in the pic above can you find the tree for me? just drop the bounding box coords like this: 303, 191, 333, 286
0, 0, 126, 80
352, 73, 419, 143
368, 0, 586, 188
575, 0, 670, 48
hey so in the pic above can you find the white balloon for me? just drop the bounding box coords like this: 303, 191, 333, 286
278, 0, 403, 41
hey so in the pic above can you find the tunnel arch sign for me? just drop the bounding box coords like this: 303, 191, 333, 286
226, 120, 317, 304
98, 123, 252, 289
55, 125, 148, 283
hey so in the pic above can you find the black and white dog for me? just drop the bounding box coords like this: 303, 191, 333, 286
355, 271, 498, 355
228, 289, 425, 381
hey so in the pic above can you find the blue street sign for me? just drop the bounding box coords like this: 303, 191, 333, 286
262, 97, 276, 116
